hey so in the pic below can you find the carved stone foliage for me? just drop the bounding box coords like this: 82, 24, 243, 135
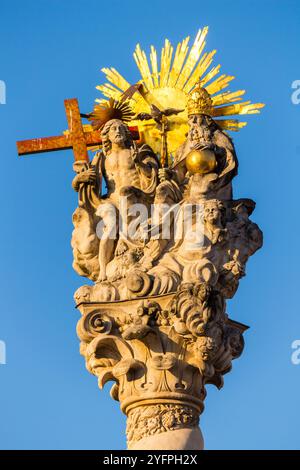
76, 286, 247, 447
72, 102, 262, 449
126, 404, 199, 445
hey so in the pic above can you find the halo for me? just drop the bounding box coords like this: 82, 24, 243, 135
95, 27, 264, 154
89, 98, 134, 130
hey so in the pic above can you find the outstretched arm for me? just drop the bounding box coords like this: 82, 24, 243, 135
72, 152, 103, 195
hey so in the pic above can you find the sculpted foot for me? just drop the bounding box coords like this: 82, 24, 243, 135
97, 272, 107, 283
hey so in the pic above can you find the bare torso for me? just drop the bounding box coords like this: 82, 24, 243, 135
103, 149, 141, 203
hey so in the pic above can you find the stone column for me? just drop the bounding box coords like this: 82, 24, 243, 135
75, 285, 247, 450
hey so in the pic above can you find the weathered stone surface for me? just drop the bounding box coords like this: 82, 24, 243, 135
76, 291, 248, 449
72, 88, 262, 449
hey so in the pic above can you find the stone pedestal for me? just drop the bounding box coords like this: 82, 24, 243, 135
128, 425, 204, 450
76, 289, 247, 450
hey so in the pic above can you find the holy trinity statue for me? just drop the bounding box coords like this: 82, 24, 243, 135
70, 28, 264, 450
17, 27, 265, 450
72, 74, 262, 304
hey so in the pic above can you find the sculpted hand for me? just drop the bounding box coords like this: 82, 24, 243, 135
192, 141, 215, 152
130, 142, 140, 163
193, 140, 216, 152
76, 167, 97, 184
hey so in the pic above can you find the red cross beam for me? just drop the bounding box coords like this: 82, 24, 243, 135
17, 98, 139, 161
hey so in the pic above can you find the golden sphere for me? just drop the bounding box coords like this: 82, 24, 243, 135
185, 148, 217, 175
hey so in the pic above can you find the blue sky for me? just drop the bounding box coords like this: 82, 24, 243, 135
0, 0, 299, 450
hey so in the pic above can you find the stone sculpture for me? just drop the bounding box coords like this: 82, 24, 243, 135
72, 29, 264, 450
18, 27, 264, 450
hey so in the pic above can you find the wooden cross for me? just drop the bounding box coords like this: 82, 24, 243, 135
17, 98, 139, 162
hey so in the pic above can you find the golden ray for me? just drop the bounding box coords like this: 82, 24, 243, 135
150, 46, 159, 87
239, 102, 265, 114
176, 27, 208, 89
213, 101, 251, 117
96, 83, 122, 100
201, 64, 221, 87
94, 27, 264, 154
160, 39, 173, 87
212, 101, 264, 117
206, 75, 235, 95
183, 50, 217, 93
217, 119, 247, 131
134, 44, 154, 90
101, 67, 130, 92
168, 36, 190, 87
95, 98, 108, 104
212, 90, 245, 106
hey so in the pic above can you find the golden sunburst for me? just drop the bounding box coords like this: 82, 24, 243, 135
94, 27, 264, 154
89, 98, 134, 130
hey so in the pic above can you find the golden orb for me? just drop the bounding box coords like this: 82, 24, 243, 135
185, 149, 217, 175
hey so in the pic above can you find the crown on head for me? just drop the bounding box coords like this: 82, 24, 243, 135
187, 80, 213, 117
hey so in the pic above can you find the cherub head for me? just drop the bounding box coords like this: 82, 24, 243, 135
203, 199, 226, 227
234, 202, 250, 222
101, 119, 132, 155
